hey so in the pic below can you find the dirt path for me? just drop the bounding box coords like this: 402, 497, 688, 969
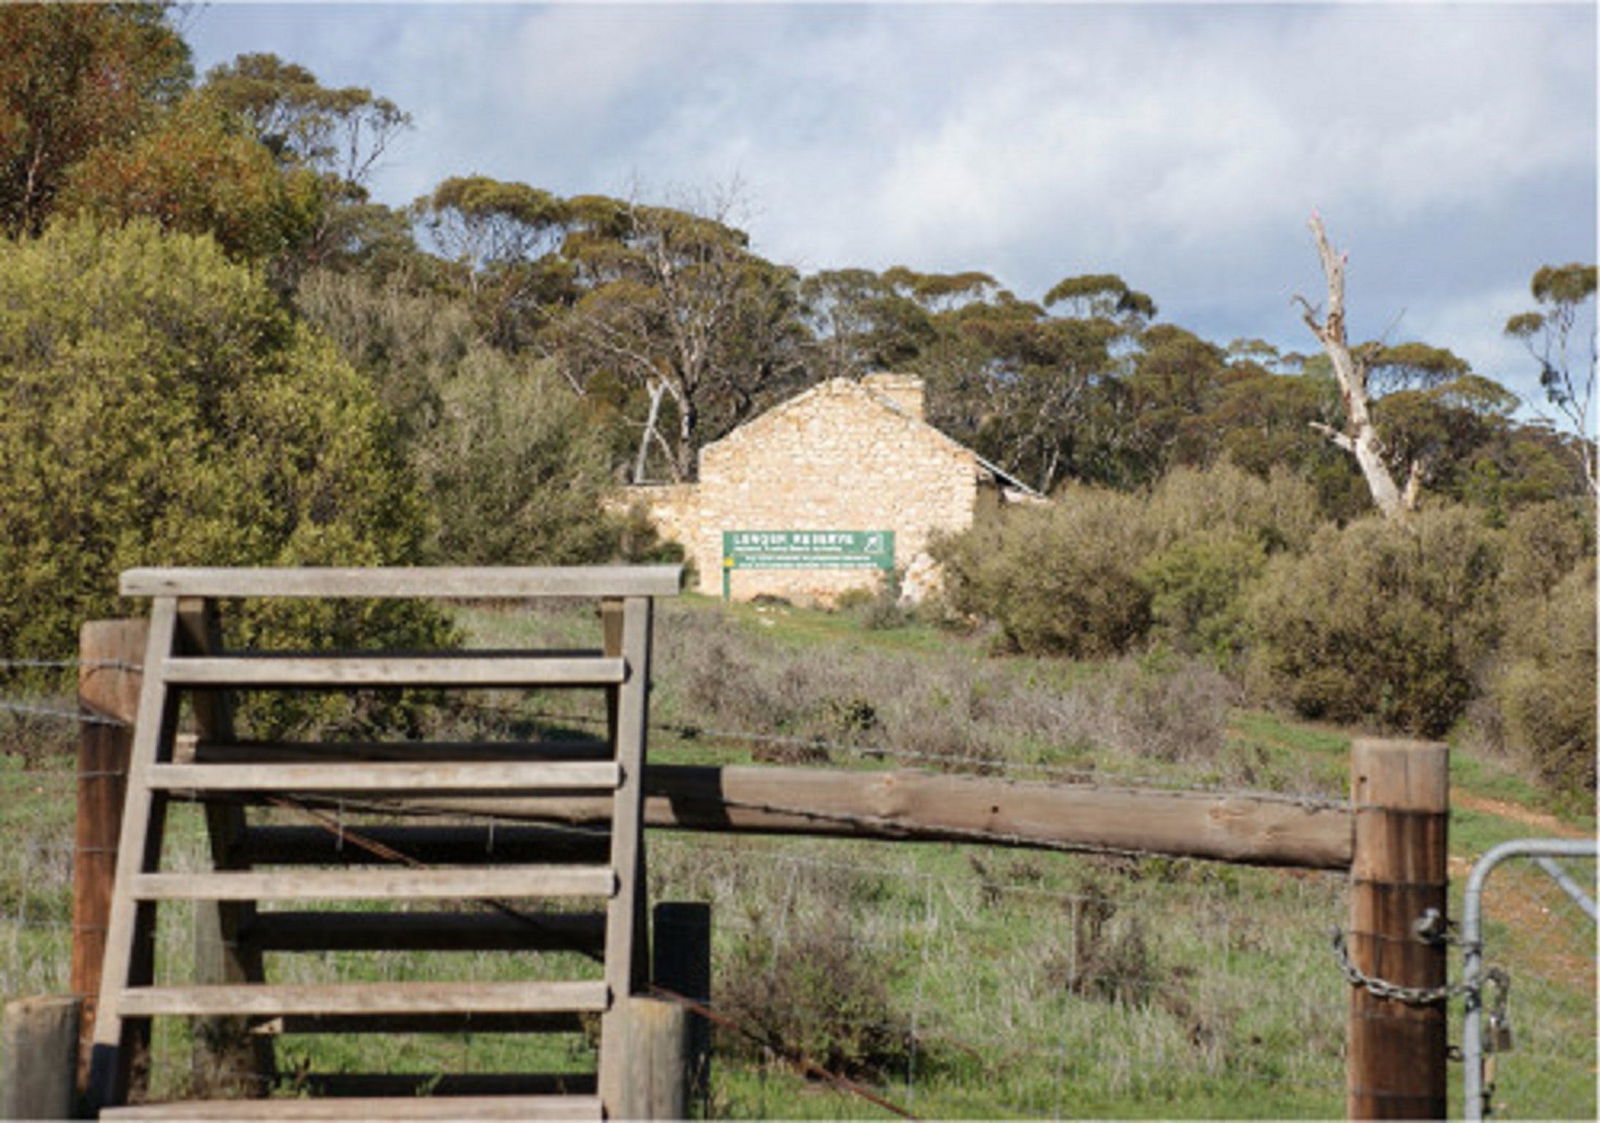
1452, 792, 1592, 840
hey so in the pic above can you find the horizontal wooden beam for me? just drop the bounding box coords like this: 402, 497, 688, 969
103, 1094, 602, 1120
133, 866, 616, 902
161, 655, 626, 688
378, 765, 1352, 870
243, 910, 605, 953
115, 980, 609, 1018
120, 565, 682, 599
150, 761, 621, 794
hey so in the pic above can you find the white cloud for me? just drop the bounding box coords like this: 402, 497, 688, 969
184, 1, 1595, 377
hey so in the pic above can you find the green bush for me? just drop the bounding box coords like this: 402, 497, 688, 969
0, 219, 447, 703
1143, 462, 1321, 554
1138, 530, 1267, 661
419, 347, 626, 564
1244, 506, 1502, 737
934, 487, 1156, 657
1489, 551, 1596, 794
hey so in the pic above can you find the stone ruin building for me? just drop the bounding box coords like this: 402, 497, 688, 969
628, 373, 1041, 603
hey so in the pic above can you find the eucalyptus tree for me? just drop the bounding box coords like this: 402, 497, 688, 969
1505, 262, 1598, 495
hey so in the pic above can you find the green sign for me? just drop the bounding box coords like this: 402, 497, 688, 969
723, 530, 895, 573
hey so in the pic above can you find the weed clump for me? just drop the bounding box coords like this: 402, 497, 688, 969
717, 903, 915, 1082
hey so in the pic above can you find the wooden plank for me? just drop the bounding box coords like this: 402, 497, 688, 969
1347, 739, 1449, 1119
117, 981, 609, 1018
599, 596, 653, 1111
104, 1094, 603, 1120
236, 825, 609, 867
133, 866, 617, 901
121, 565, 682, 599
88, 597, 182, 1113
243, 910, 606, 953
161, 655, 625, 688
389, 764, 1355, 870
74, 619, 146, 1089
149, 760, 621, 793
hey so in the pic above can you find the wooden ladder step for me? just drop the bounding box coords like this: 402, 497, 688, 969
149, 760, 622, 793
243, 910, 606, 953
161, 655, 626, 688
102, 1094, 603, 1120
116, 980, 609, 1018
133, 866, 616, 902
236, 825, 609, 866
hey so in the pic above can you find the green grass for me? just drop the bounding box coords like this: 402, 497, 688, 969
3, 597, 1594, 1118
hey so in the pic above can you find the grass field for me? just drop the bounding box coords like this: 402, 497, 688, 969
2, 594, 1593, 1117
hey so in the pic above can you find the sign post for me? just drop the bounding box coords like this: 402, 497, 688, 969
720, 530, 895, 600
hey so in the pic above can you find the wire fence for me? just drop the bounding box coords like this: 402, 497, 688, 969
2, 663, 1593, 1118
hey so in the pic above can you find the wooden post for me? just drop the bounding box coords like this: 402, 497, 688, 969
653, 902, 712, 1112
618, 996, 690, 1120
1, 995, 82, 1120
1347, 738, 1449, 1119
74, 619, 146, 1095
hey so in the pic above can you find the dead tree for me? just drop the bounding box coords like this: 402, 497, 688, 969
1296, 215, 1420, 518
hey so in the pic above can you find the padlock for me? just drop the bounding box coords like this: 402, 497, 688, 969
1486, 1011, 1514, 1053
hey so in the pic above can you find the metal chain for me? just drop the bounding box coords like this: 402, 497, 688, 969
1330, 927, 1475, 1005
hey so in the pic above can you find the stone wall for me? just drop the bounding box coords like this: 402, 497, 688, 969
676, 378, 982, 601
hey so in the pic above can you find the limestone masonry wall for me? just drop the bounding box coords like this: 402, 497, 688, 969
631, 377, 983, 601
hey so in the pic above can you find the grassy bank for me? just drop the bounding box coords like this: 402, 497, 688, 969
2, 595, 1592, 1117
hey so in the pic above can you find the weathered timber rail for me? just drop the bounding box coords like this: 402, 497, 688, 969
257, 762, 1351, 870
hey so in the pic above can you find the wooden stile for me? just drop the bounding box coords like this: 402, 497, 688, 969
87, 567, 678, 1120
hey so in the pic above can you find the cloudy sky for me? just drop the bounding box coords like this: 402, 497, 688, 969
183, 1, 1597, 414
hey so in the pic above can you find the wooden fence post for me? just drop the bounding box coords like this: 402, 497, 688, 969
1347, 738, 1449, 1119
619, 996, 690, 1119
1, 995, 82, 1120
74, 619, 146, 1097
653, 901, 712, 1112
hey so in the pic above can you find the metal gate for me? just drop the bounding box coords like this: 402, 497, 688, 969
1461, 838, 1597, 1121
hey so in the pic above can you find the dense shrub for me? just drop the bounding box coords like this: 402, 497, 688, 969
1143, 462, 1321, 554
1484, 504, 1596, 793
1244, 506, 1502, 736
419, 348, 627, 564
934, 463, 1318, 660
0, 219, 448, 706
297, 268, 633, 565
1138, 530, 1267, 661
934, 487, 1156, 657
1490, 589, 1596, 793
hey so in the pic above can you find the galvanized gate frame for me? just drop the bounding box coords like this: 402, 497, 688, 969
1461, 837, 1598, 1121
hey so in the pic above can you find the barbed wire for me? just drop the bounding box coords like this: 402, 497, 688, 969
453, 699, 1348, 808
0, 699, 128, 727
0, 658, 141, 673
